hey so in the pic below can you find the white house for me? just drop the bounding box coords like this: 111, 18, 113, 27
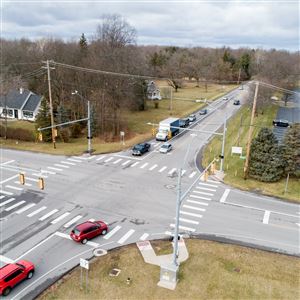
147, 81, 162, 100
0, 88, 42, 121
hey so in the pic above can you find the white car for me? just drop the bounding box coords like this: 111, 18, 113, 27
222, 97, 228, 101
159, 143, 172, 154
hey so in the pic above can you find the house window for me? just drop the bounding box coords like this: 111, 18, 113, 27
23, 111, 33, 118
2, 109, 13, 117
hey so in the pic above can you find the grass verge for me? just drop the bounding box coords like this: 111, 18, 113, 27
38, 239, 300, 300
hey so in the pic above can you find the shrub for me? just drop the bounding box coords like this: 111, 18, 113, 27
70, 123, 82, 138
59, 128, 70, 143
0, 125, 35, 142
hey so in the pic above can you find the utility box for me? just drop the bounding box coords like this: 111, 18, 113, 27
158, 263, 178, 290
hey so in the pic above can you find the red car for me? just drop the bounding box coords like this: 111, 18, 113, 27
0, 260, 34, 296
70, 220, 108, 244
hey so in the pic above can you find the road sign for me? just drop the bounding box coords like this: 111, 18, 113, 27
231, 146, 242, 155
80, 258, 89, 270
120, 131, 125, 137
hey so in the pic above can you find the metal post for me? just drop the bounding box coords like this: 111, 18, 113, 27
87, 100, 91, 154
284, 173, 290, 194
220, 115, 227, 172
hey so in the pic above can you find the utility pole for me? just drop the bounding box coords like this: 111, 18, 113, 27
42, 60, 56, 149
237, 68, 241, 84
87, 100, 91, 154
244, 81, 259, 179
220, 115, 227, 172
170, 87, 173, 116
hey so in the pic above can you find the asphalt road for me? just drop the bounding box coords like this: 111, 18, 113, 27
0, 85, 299, 299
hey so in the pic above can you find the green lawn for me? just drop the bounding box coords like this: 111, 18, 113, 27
202, 105, 300, 202
38, 239, 300, 300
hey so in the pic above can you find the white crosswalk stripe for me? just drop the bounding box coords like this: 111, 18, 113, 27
41, 169, 56, 175
39, 209, 59, 221
63, 215, 83, 228
196, 186, 216, 192
0, 189, 13, 195
54, 164, 69, 169
14, 181, 32, 187
118, 229, 135, 244
158, 166, 167, 173
122, 160, 131, 166
0, 198, 15, 207
32, 173, 48, 178
176, 217, 199, 225
103, 225, 121, 239
60, 161, 76, 166
6, 185, 23, 191
190, 194, 211, 201
168, 168, 177, 175
96, 156, 106, 161
27, 206, 47, 217
47, 166, 62, 171
104, 157, 114, 163
180, 211, 203, 218
140, 163, 148, 169
181, 170, 186, 176
5, 201, 26, 211
183, 204, 206, 212
67, 158, 82, 163
189, 171, 197, 178
193, 190, 214, 196
0, 195, 5, 200
187, 199, 209, 206
170, 224, 195, 232
51, 212, 71, 224
149, 164, 158, 171
207, 179, 220, 184
131, 162, 139, 167
139, 233, 149, 241
16, 203, 36, 214
113, 158, 122, 164
26, 177, 39, 182
198, 182, 218, 188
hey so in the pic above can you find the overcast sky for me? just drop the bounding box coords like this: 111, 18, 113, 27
1, 0, 299, 50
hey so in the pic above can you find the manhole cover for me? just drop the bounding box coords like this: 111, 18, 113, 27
93, 248, 107, 257
109, 268, 121, 277
165, 184, 176, 189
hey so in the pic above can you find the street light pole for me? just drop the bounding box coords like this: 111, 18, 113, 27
220, 115, 227, 172
87, 100, 91, 154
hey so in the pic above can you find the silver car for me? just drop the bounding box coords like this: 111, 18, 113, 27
159, 143, 172, 154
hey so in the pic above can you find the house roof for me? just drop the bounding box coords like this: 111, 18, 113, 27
22, 94, 42, 112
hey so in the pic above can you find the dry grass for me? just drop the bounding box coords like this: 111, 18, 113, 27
38, 239, 300, 300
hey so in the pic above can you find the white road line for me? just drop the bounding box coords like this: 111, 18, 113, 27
199, 182, 218, 188
140, 163, 148, 169
16, 203, 36, 214
158, 166, 167, 173
149, 164, 158, 171
0, 255, 14, 264
263, 211, 271, 224
51, 212, 71, 224
55, 231, 72, 240
122, 160, 131, 166
67, 158, 82, 163
117, 229, 135, 244
180, 211, 203, 218
27, 206, 47, 217
39, 209, 59, 221
5, 201, 26, 211
63, 215, 83, 228
131, 162, 139, 167
1, 159, 15, 166
0, 195, 5, 199
0, 189, 13, 195
190, 195, 211, 201
189, 171, 197, 178
183, 204, 206, 212
104, 157, 114, 163
41, 169, 56, 175
187, 199, 209, 206
88, 218, 95, 222
47, 166, 62, 171
170, 224, 195, 232
5, 185, 23, 191
0, 198, 15, 207
193, 190, 213, 196
26, 177, 39, 182
139, 233, 149, 241
103, 225, 122, 240
207, 179, 220, 184
181, 170, 186, 176
14, 181, 32, 187
113, 158, 122, 164
32, 173, 48, 178
0, 174, 19, 185
168, 168, 177, 175
96, 156, 106, 161
54, 164, 69, 169
60, 161, 76, 166
196, 186, 216, 192
176, 217, 199, 225
220, 189, 230, 203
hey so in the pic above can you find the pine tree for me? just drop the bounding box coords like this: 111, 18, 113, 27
35, 97, 52, 142
79, 33, 88, 57
249, 128, 284, 182
282, 123, 300, 177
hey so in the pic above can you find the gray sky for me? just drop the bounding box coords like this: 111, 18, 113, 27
1, 0, 299, 50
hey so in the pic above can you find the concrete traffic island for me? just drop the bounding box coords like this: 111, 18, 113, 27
136, 238, 189, 290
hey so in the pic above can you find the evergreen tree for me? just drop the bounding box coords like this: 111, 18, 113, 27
35, 97, 52, 142
79, 33, 88, 56
249, 128, 284, 182
282, 123, 300, 177
239, 53, 251, 78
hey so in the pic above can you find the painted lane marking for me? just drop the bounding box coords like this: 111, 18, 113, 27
196, 186, 216, 192
180, 211, 203, 218
55, 231, 101, 248
263, 211, 271, 224
207, 179, 220, 184
0, 189, 13, 196
220, 189, 230, 203
0, 174, 19, 185
131, 162, 139, 167
6, 185, 23, 191
113, 158, 122, 164
0, 160, 15, 166
54, 164, 69, 169
192, 190, 214, 196
149, 164, 158, 171
103, 225, 122, 240
60, 161, 76, 166
14, 181, 32, 187
198, 182, 218, 188
158, 166, 167, 173
168, 168, 177, 175
176, 217, 199, 225
67, 158, 82, 163
0, 195, 5, 200
16, 203, 36, 214
96, 156, 106, 161
170, 224, 195, 232
41, 169, 56, 174
187, 199, 209, 206
189, 171, 197, 178
51, 212, 71, 224
139, 233, 149, 241
47, 166, 62, 171
32, 173, 48, 178
0, 255, 14, 264
104, 157, 114, 163
190, 195, 211, 201
0, 198, 15, 207
63, 215, 83, 228
88, 218, 95, 222
181, 170, 186, 176
27, 206, 47, 217
122, 160, 131, 166
183, 204, 206, 212
140, 163, 148, 169
5, 201, 26, 211
117, 229, 135, 244
39, 209, 59, 221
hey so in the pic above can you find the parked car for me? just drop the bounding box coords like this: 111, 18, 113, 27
199, 109, 207, 115
188, 114, 196, 122
159, 143, 172, 154
132, 143, 151, 156
233, 100, 240, 105
222, 97, 228, 101
179, 118, 190, 128
273, 119, 290, 127
70, 220, 108, 244
0, 260, 35, 296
